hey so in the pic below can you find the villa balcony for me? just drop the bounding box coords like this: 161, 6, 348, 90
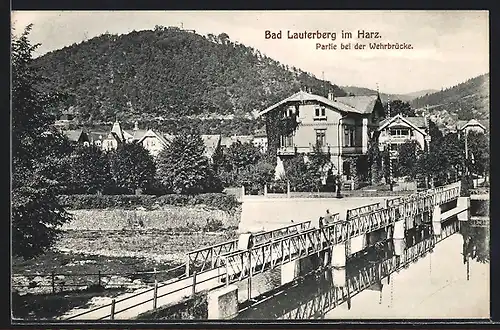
342, 146, 364, 155
277, 146, 297, 156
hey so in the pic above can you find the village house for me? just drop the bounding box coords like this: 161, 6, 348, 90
137, 129, 173, 157
134, 125, 222, 162
256, 90, 385, 183
455, 119, 488, 138
378, 114, 431, 157
62, 129, 90, 146
100, 121, 127, 151
220, 135, 254, 149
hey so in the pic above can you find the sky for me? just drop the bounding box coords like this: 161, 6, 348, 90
11, 10, 489, 95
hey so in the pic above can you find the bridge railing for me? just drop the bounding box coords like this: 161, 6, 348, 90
220, 223, 343, 284
346, 202, 382, 221
346, 206, 397, 238
185, 221, 311, 276
252, 220, 311, 246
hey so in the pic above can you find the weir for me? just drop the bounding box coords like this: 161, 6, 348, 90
63, 181, 468, 320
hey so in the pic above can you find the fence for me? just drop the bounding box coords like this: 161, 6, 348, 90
12, 265, 186, 295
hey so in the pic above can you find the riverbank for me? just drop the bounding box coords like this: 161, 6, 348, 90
12, 228, 238, 319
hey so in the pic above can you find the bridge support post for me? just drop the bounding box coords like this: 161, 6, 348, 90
207, 284, 239, 319
393, 220, 405, 256
331, 243, 346, 287
318, 249, 330, 268
281, 254, 319, 286
281, 259, 299, 285
457, 197, 470, 222
432, 205, 442, 236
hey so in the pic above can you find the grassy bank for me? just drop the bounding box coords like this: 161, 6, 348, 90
54, 229, 238, 262
62, 206, 241, 231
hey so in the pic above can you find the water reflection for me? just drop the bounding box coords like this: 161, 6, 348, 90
236, 218, 465, 320
460, 222, 489, 264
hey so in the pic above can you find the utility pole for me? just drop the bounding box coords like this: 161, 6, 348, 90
465, 131, 469, 174
322, 71, 325, 96
387, 99, 393, 190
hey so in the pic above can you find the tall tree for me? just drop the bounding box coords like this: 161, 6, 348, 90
68, 144, 111, 194
156, 131, 222, 194
12, 25, 72, 259
384, 100, 415, 117
395, 140, 421, 179
464, 131, 489, 177
108, 143, 156, 194
214, 141, 262, 187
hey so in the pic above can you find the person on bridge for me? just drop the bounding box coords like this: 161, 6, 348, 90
324, 209, 333, 225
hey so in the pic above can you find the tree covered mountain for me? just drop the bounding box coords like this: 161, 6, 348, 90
341, 86, 438, 103
411, 73, 489, 121
33, 25, 346, 133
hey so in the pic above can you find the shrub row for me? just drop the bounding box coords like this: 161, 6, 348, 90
57, 193, 241, 213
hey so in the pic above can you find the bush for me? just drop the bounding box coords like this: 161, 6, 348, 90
204, 219, 224, 232
57, 193, 240, 213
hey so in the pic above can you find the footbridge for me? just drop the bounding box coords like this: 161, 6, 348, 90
237, 217, 459, 319
63, 181, 468, 320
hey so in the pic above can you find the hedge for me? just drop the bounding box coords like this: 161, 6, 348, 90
57, 193, 241, 213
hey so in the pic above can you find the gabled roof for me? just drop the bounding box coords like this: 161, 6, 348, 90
456, 119, 488, 131
123, 129, 148, 141
111, 121, 125, 142
379, 116, 428, 129
378, 114, 428, 136
138, 129, 171, 147
256, 91, 376, 117
105, 132, 123, 142
201, 134, 221, 159
129, 129, 148, 141
89, 131, 107, 142
334, 95, 380, 114
122, 130, 134, 141
63, 129, 84, 142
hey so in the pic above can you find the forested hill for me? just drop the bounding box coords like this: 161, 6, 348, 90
33, 26, 346, 125
341, 86, 438, 103
410, 73, 490, 121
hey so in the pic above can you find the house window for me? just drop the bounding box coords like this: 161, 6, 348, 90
283, 106, 295, 118
343, 126, 355, 147
280, 135, 294, 148
316, 129, 326, 147
389, 128, 410, 137
314, 106, 326, 120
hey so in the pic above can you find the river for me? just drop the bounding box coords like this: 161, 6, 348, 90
234, 217, 489, 319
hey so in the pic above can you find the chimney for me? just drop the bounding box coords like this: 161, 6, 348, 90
134, 121, 139, 131
328, 91, 334, 101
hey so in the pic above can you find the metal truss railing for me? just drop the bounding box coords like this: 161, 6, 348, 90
185, 220, 311, 276
346, 202, 382, 221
